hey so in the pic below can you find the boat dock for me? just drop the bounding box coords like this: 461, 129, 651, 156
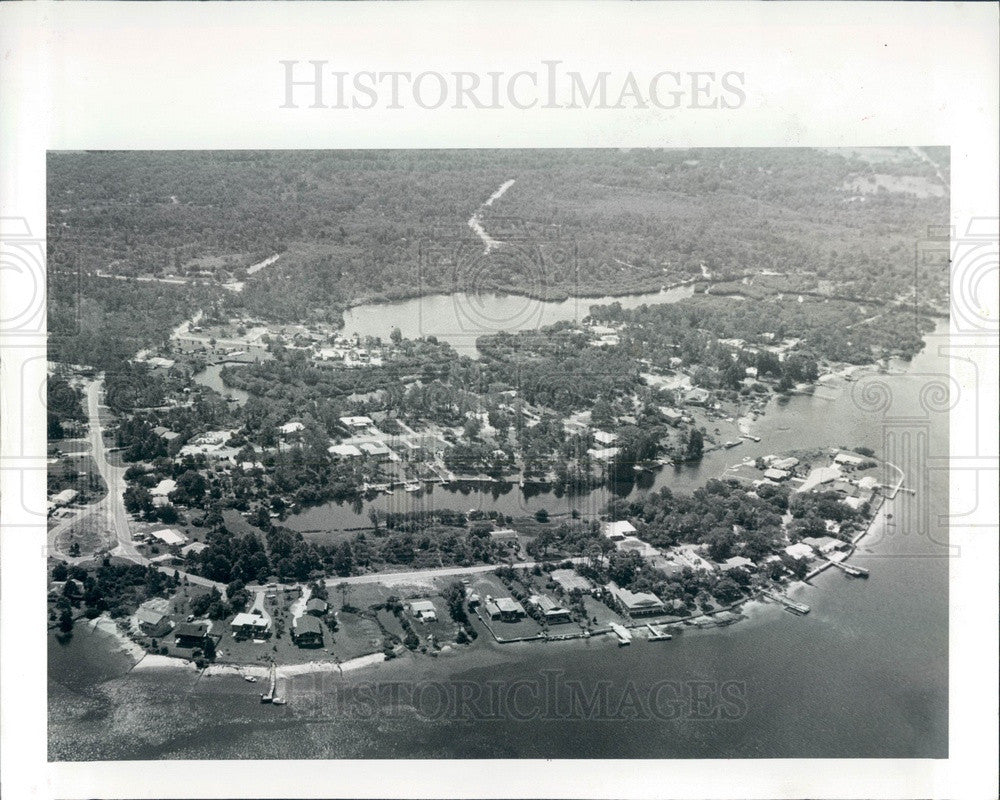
763, 589, 810, 615
609, 622, 633, 645
260, 662, 277, 703
645, 623, 673, 641
827, 560, 869, 578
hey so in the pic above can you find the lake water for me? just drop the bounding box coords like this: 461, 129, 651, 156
48, 319, 949, 760
340, 284, 695, 357
191, 363, 250, 406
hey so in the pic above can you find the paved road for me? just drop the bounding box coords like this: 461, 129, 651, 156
320, 557, 587, 588
84, 379, 143, 561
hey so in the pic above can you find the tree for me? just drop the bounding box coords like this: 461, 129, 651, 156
534, 508, 549, 523
684, 429, 704, 462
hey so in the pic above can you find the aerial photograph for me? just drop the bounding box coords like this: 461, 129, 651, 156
46, 148, 949, 760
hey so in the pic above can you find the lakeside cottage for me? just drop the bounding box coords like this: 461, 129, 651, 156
606, 583, 665, 617
528, 594, 572, 624
231, 611, 271, 639
292, 614, 324, 647
484, 596, 526, 622
135, 607, 172, 638
174, 620, 212, 648
784, 542, 816, 560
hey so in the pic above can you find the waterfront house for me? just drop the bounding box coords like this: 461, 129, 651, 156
797, 465, 841, 493
292, 614, 324, 647
231, 611, 271, 639
135, 607, 172, 638
408, 599, 438, 622
763, 467, 791, 482
857, 476, 879, 492
802, 536, 847, 555
174, 621, 212, 648
528, 594, 572, 624
602, 520, 637, 541
834, 451, 868, 467
784, 542, 816, 560
484, 596, 526, 622
305, 597, 328, 616
606, 583, 665, 617
771, 456, 800, 471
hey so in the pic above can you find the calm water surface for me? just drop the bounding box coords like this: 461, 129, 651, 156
49, 320, 949, 759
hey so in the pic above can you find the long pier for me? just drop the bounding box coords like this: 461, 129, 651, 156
762, 589, 810, 615
828, 560, 869, 578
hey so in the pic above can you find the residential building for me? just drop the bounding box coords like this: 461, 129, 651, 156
763, 467, 791, 481
721, 556, 756, 572
528, 594, 572, 624
489, 528, 519, 546
149, 528, 187, 547
550, 569, 592, 593
305, 597, 328, 616
602, 520, 637, 541
484, 596, 526, 622
231, 612, 271, 639
292, 614, 324, 647
135, 607, 172, 638
340, 415, 374, 429
784, 542, 816, 560
328, 443, 363, 458
606, 583, 665, 617
174, 621, 212, 648
408, 599, 438, 622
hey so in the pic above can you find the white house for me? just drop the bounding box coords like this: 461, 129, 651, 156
602, 520, 637, 541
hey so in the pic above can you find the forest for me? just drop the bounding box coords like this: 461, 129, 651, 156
48, 148, 949, 373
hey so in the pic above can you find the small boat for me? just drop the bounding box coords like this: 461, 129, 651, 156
272, 697, 287, 705
404, 482, 421, 492
243, 675, 257, 683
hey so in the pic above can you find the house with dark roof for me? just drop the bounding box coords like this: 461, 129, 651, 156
305, 597, 329, 616
174, 621, 212, 648
136, 607, 172, 638
292, 614, 324, 647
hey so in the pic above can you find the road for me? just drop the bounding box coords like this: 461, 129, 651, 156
320, 557, 587, 588
84, 379, 142, 560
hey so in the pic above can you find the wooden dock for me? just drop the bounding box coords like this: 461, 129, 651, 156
609, 622, 633, 645
827, 560, 869, 578
763, 589, 810, 615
